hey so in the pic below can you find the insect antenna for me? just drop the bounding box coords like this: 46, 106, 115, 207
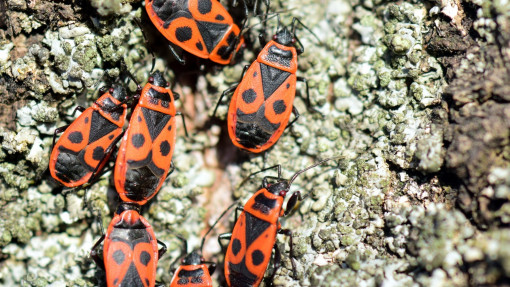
288, 156, 341, 186
199, 201, 238, 254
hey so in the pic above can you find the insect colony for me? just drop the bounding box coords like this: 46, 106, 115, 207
49, 0, 339, 286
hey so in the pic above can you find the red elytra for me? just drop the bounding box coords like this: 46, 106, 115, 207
49, 85, 128, 187
114, 71, 178, 205
218, 17, 314, 153
145, 0, 245, 65
91, 203, 166, 287
222, 158, 337, 287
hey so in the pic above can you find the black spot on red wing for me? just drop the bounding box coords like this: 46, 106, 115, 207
132, 134, 145, 148
196, 41, 204, 51
84, 117, 89, 124
113, 249, 125, 265
215, 14, 224, 20
168, 125, 172, 131
145, 279, 150, 286
140, 251, 151, 266
251, 250, 265, 266
68, 131, 83, 144
273, 100, 286, 115
260, 63, 291, 100
92, 146, 105, 161
286, 83, 290, 89
108, 134, 114, 140
253, 71, 257, 77
160, 140, 171, 156
89, 110, 118, 144
198, 0, 212, 14
232, 238, 242, 256
176, 26, 192, 42
242, 89, 257, 104
138, 116, 142, 122
113, 278, 118, 285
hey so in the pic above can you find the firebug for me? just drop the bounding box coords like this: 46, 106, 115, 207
220, 157, 337, 287
169, 203, 236, 287
114, 71, 185, 205
91, 202, 167, 287
49, 85, 128, 187
145, 0, 246, 65
214, 17, 318, 153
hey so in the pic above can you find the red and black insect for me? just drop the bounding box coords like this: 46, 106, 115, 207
220, 158, 336, 287
114, 71, 185, 205
145, 0, 246, 65
91, 202, 167, 287
214, 17, 316, 153
49, 85, 128, 187
169, 203, 235, 287
170, 248, 215, 287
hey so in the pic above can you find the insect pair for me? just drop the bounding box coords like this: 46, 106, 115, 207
49, 71, 185, 205
90, 158, 337, 287
145, 0, 319, 154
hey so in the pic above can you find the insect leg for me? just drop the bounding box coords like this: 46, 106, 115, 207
264, 241, 282, 286
285, 106, 300, 131
218, 233, 232, 253
296, 76, 321, 115
90, 234, 106, 270
157, 239, 167, 259
89, 131, 125, 183
278, 229, 297, 278
52, 124, 70, 150
284, 190, 305, 216
168, 44, 186, 65
176, 111, 189, 137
